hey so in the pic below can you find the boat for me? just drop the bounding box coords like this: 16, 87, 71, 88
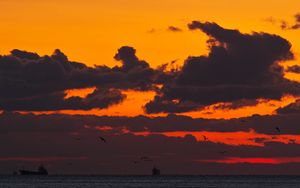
19, 165, 48, 175
152, 166, 160, 176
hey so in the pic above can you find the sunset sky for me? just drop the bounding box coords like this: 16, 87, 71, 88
1, 0, 300, 175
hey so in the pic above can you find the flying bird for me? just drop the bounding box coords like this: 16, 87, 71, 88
275, 127, 281, 133
98, 136, 107, 143
202, 135, 208, 141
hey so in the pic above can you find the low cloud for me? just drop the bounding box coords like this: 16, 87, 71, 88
276, 99, 300, 114
280, 13, 300, 30
145, 21, 299, 113
0, 47, 166, 111
287, 65, 300, 74
167, 26, 183, 32
1, 112, 300, 174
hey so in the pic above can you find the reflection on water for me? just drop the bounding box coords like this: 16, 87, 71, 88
1, 175, 300, 188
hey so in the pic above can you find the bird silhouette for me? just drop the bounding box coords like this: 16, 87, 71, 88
275, 127, 281, 133
98, 136, 107, 143
202, 135, 208, 141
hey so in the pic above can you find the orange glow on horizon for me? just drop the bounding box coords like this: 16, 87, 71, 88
198, 157, 300, 164
183, 95, 297, 119
133, 130, 300, 146
18, 90, 297, 120
64, 87, 96, 99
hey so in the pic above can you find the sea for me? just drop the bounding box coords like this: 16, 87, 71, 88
1, 175, 300, 188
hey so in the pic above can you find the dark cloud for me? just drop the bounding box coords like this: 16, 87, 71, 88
264, 17, 290, 30
290, 13, 300, 29
276, 100, 300, 114
290, 24, 300, 30
111, 46, 167, 90
0, 88, 125, 111
2, 23, 297, 113
280, 21, 289, 30
1, 112, 300, 174
295, 13, 300, 23
167, 26, 183, 32
145, 21, 299, 113
280, 13, 300, 30
287, 65, 300, 74
0, 47, 166, 111
11, 49, 40, 60
2, 112, 300, 137
144, 96, 201, 113
212, 99, 259, 110
113, 46, 150, 72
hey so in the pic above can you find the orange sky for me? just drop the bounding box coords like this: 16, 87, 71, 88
1, 0, 300, 67
3, 1, 300, 173
197, 157, 300, 164
22, 89, 296, 119
2, 0, 300, 119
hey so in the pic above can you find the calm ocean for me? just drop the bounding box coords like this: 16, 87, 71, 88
0, 175, 300, 188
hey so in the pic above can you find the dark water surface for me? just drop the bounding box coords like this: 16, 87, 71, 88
1, 175, 300, 188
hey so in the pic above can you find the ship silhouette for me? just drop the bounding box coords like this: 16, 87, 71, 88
19, 165, 48, 175
152, 166, 160, 176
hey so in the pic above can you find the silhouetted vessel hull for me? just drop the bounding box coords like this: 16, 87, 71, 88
152, 167, 160, 176
19, 170, 48, 175
19, 166, 48, 175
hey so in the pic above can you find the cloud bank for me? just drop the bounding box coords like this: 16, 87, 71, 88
145, 21, 299, 113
